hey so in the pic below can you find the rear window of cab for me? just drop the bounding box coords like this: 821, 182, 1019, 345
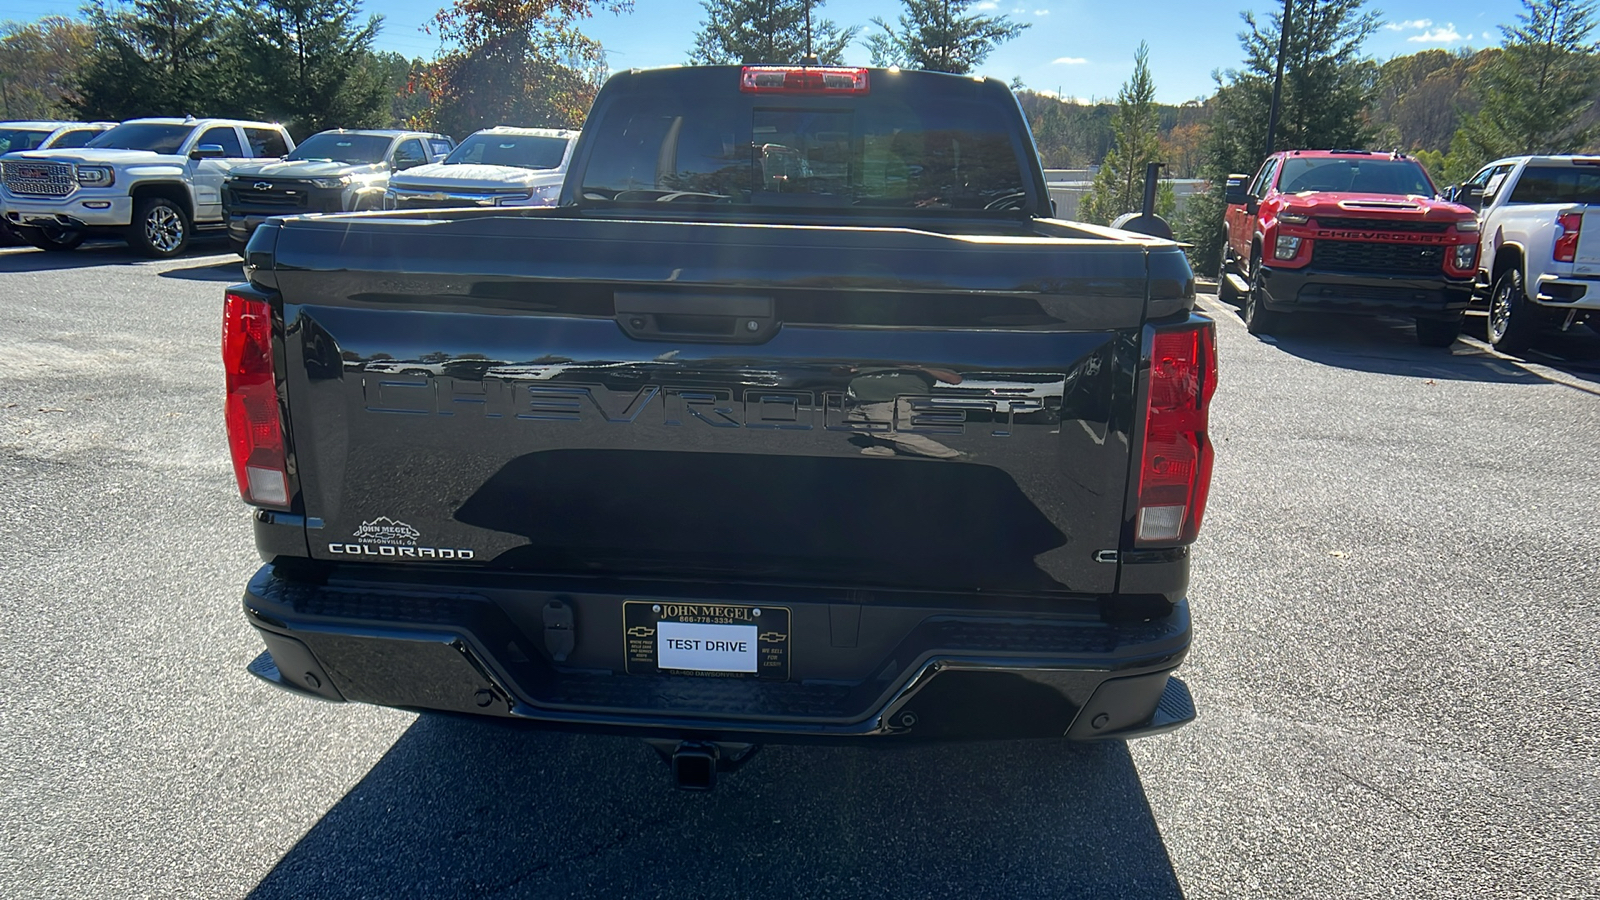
579, 93, 1029, 212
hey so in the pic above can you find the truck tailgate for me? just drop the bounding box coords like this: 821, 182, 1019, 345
269, 214, 1157, 595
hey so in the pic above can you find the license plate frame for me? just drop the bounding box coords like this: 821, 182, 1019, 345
623, 601, 790, 680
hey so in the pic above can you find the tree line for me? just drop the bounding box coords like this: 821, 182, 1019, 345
1028, 0, 1599, 260
0, 0, 622, 140
4, 0, 1594, 260
0, 0, 1028, 141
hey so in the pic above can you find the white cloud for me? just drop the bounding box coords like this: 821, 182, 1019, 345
1034, 8, 1051, 14
1409, 23, 1464, 43
972, 0, 1000, 9
1385, 18, 1432, 31
1052, 56, 1088, 65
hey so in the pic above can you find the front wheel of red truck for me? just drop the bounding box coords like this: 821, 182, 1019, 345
1244, 254, 1280, 336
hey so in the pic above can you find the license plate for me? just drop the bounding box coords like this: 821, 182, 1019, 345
623, 601, 789, 679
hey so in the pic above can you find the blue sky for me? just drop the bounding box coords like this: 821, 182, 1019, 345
10, 0, 1523, 103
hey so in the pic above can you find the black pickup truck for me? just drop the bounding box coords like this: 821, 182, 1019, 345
226, 65, 1214, 787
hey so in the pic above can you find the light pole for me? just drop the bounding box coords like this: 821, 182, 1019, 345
1265, 0, 1291, 155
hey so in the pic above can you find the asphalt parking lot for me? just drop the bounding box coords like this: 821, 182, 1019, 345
1, 241, 1596, 899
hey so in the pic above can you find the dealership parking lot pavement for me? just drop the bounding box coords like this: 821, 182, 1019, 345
1, 245, 1596, 899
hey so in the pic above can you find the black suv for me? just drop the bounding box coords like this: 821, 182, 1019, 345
223, 129, 453, 251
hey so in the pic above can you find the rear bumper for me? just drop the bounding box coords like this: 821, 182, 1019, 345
242, 564, 1194, 743
1535, 275, 1600, 311
1260, 265, 1473, 319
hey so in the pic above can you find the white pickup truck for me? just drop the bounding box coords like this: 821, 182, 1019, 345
0, 116, 295, 258
383, 126, 577, 210
1451, 155, 1600, 351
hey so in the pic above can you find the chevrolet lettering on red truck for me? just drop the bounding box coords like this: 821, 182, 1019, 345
226, 65, 1214, 789
1219, 149, 1480, 347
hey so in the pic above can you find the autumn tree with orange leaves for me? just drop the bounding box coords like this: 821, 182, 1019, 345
408, 0, 628, 138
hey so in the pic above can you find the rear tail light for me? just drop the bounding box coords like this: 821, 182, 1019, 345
223, 290, 289, 508
1554, 212, 1583, 262
740, 66, 869, 94
1135, 320, 1217, 545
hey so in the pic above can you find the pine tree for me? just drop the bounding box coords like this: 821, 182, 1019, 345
228, 0, 387, 135
689, 0, 858, 65
1454, 0, 1600, 166
1175, 0, 1380, 271
864, 0, 1027, 75
71, 0, 233, 119
1081, 43, 1163, 225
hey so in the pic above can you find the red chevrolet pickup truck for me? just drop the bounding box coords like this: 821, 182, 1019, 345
1219, 149, 1481, 347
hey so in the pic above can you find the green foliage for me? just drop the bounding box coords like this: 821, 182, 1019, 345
227, 0, 387, 136
1235, 0, 1379, 154
367, 51, 432, 129
1081, 43, 1163, 225
1369, 48, 1484, 153
1015, 91, 1114, 168
1156, 178, 1176, 219
0, 16, 94, 120
864, 0, 1027, 74
414, 0, 624, 138
1453, 0, 1600, 173
689, 0, 858, 65
72, 0, 234, 119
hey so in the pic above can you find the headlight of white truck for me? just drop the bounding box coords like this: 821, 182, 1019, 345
498, 184, 560, 207
76, 165, 114, 187
311, 176, 352, 189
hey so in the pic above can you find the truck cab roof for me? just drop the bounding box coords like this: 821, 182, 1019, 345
120, 116, 286, 129
1479, 154, 1600, 168
0, 120, 118, 130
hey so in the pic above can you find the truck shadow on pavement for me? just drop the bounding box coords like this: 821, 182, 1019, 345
1222, 301, 1600, 387
0, 243, 136, 271
248, 716, 1183, 899
157, 258, 247, 282
0, 241, 236, 272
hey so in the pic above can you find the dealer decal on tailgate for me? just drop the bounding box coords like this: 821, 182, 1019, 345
624, 601, 789, 680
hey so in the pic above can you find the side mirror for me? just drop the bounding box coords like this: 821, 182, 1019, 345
393, 157, 424, 170
1223, 173, 1250, 207
1456, 183, 1486, 212
189, 144, 226, 160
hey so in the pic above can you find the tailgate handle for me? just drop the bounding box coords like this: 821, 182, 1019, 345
615, 291, 777, 343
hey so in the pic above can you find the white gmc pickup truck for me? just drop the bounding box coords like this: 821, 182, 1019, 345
0, 116, 295, 258
1451, 155, 1600, 351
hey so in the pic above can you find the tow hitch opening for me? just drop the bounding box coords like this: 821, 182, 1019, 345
646, 740, 761, 791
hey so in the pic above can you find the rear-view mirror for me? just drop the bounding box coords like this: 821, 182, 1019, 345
189, 144, 226, 160
1455, 183, 1486, 211
1223, 173, 1250, 206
